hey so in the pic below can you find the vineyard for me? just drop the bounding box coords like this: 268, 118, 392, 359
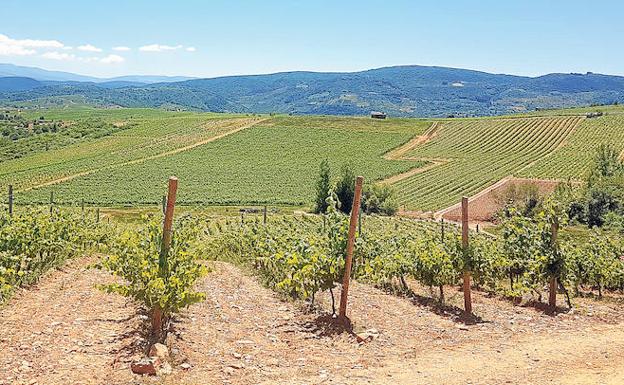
0, 109, 255, 193
14, 115, 429, 206
2, 106, 624, 213
1, 186, 624, 384
520, 113, 624, 179
391, 116, 584, 211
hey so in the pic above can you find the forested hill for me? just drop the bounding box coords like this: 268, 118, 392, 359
1, 64, 624, 117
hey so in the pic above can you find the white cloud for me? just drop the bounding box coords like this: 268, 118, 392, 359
99, 54, 125, 64
139, 44, 183, 52
186, 46, 197, 52
112, 46, 131, 52
77, 44, 103, 53
41, 51, 75, 61
0, 33, 65, 56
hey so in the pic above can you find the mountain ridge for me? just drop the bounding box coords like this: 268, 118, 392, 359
1, 64, 623, 117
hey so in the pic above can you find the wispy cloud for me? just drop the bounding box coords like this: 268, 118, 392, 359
99, 54, 125, 64
77, 44, 103, 53
41, 51, 75, 61
0, 33, 65, 56
112, 46, 131, 52
186, 46, 197, 52
139, 44, 183, 52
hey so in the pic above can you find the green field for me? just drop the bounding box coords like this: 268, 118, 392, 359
2, 106, 624, 211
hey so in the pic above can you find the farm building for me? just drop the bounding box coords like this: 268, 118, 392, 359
370, 111, 387, 119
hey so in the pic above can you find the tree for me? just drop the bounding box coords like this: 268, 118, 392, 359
314, 160, 331, 213
590, 144, 622, 182
335, 165, 356, 214
363, 183, 399, 216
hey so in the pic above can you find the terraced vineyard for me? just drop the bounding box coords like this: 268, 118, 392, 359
391, 116, 583, 211
519, 114, 624, 179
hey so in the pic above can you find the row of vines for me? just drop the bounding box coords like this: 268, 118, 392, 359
0, 207, 109, 302
204, 201, 624, 311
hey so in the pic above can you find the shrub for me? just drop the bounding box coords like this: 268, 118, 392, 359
97, 215, 207, 338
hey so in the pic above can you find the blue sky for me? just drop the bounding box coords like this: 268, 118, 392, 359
1, 0, 622, 78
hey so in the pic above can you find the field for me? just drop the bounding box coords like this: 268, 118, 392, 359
2, 105, 624, 211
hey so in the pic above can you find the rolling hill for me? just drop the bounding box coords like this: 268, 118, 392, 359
1, 64, 624, 117
4, 105, 624, 210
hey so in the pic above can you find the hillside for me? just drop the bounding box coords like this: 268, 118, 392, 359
0, 63, 196, 84
3, 105, 623, 211
2, 65, 624, 117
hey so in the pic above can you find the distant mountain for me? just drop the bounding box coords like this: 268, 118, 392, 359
0, 77, 43, 92
0, 63, 97, 82
108, 75, 198, 83
1, 64, 623, 117
0, 63, 196, 84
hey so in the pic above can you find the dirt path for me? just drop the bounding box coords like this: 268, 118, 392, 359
380, 122, 449, 185
0, 258, 140, 385
368, 324, 624, 385
2, 258, 623, 385
384, 121, 440, 161
19, 117, 267, 193
381, 159, 448, 185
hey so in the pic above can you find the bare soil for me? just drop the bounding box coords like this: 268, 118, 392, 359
438, 177, 563, 223
1, 258, 623, 385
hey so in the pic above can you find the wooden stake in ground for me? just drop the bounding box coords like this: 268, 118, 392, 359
263, 205, 267, 225
462, 196, 473, 314
339, 176, 364, 321
49, 191, 54, 215
96, 207, 100, 223
549, 218, 559, 310
8, 185, 13, 217
153, 176, 178, 337
358, 207, 362, 235
441, 218, 445, 242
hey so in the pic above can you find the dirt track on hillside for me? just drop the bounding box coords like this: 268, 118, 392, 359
381, 122, 449, 185
2, 257, 623, 385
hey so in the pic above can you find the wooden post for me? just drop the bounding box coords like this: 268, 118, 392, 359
339, 176, 364, 321
462, 197, 472, 314
263, 205, 267, 225
49, 191, 54, 215
153, 176, 178, 337
476, 223, 480, 233
240, 211, 244, 226
358, 206, 362, 235
8, 185, 13, 217
441, 218, 445, 242
81, 199, 85, 221
161, 195, 166, 215
96, 207, 100, 223
549, 218, 559, 310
